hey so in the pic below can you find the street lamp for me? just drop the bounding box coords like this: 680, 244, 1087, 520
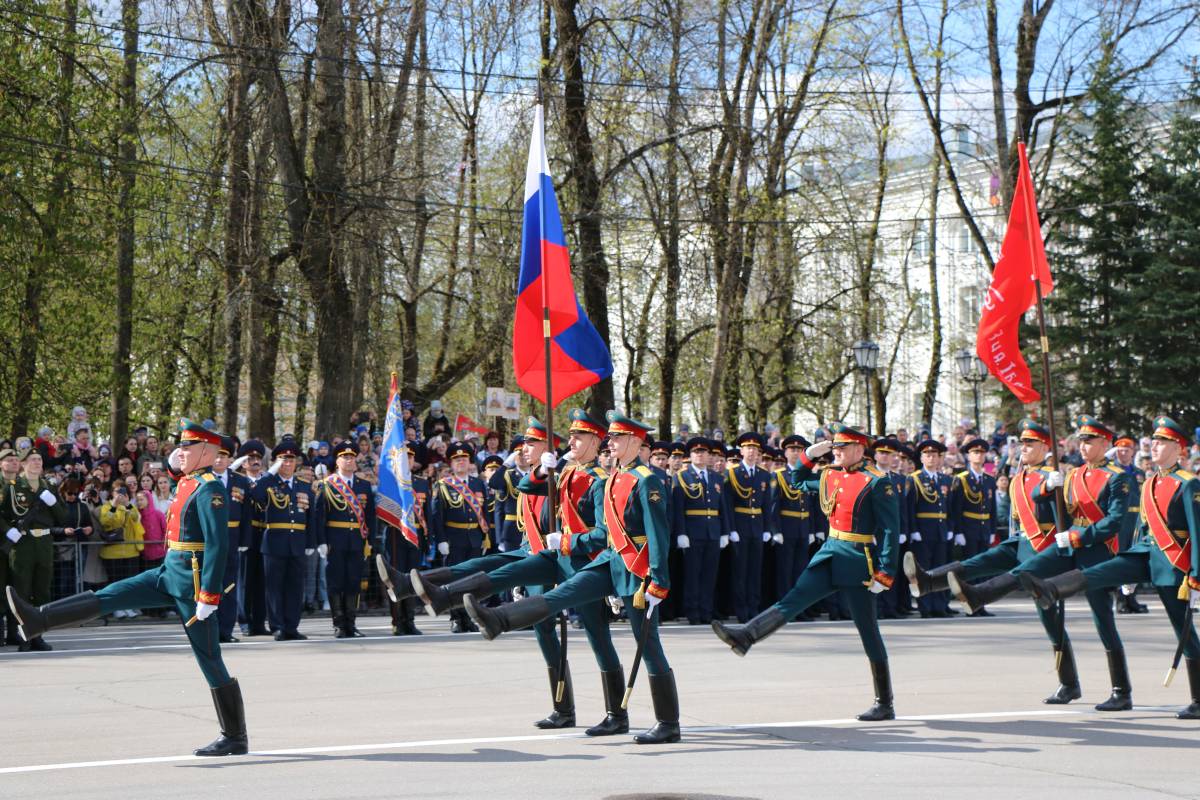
955, 347, 988, 433
851, 340, 880, 435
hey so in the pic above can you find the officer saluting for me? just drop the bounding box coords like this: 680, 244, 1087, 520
712, 423, 901, 721
314, 441, 377, 638
724, 432, 773, 621
8, 419, 249, 756
254, 436, 317, 641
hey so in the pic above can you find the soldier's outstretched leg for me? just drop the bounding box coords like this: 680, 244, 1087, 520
713, 560, 835, 656
711, 607, 786, 657
464, 593, 551, 640
376, 555, 452, 603
948, 572, 1018, 614
633, 669, 680, 745
414, 569, 494, 616
1019, 569, 1087, 610
6, 587, 100, 641
587, 668, 629, 736
534, 664, 575, 729
903, 552, 961, 598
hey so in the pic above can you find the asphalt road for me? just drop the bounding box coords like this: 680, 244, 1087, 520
1, 599, 1196, 799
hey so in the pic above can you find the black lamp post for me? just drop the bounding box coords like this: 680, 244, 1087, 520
851, 340, 880, 435
955, 347, 988, 433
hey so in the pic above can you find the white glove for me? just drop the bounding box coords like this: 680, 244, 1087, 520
1191, 588, 1200, 610
1044, 471, 1064, 490
437, 541, 450, 556
729, 531, 740, 543
1054, 531, 1072, 550
645, 593, 663, 613
194, 602, 219, 621
6, 528, 21, 543
562, 449, 577, 463
304, 548, 315, 556
498, 541, 508, 552
268, 457, 283, 475
317, 543, 328, 559
762, 531, 771, 543
1105, 446, 1118, 461
539, 452, 557, 472
868, 580, 888, 594
911, 531, 922, 542
899, 533, 907, 544
314, 464, 328, 480
814, 529, 826, 541
945, 530, 953, 542
503, 451, 518, 467
772, 533, 784, 545
954, 533, 966, 547
805, 440, 833, 461
607, 595, 624, 613
719, 535, 729, 549
230, 455, 250, 471
676, 534, 690, 549
167, 448, 184, 471
38, 489, 57, 506
238, 546, 249, 553
545, 532, 562, 550
1119, 583, 1136, 596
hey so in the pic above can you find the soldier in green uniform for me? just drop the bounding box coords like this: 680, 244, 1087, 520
711, 423, 901, 721
413, 410, 629, 735
1022, 416, 1200, 719
1, 448, 66, 651
463, 411, 680, 745
1112, 434, 1150, 614
945, 417, 1135, 709
6, 419, 248, 756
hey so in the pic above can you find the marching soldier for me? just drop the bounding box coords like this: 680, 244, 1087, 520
1112, 434, 1149, 614
254, 437, 317, 641
949, 437, 998, 616
314, 441, 377, 638
8, 419, 248, 756
673, 437, 727, 625
768, 435, 812, 614
234, 439, 271, 637
711, 423, 901, 721
947, 416, 1134, 709
724, 432, 773, 621
414, 411, 630, 735
1, 448, 66, 651
212, 437, 253, 644
463, 411, 680, 745
1021, 416, 1200, 719
908, 439, 954, 617
429, 441, 490, 632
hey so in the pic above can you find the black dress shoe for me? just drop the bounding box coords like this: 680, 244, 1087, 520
219, 634, 240, 644
919, 611, 932, 619
945, 607, 960, 616
970, 609, 994, 618
248, 628, 271, 637
290, 632, 307, 640
930, 610, 947, 618
273, 632, 287, 641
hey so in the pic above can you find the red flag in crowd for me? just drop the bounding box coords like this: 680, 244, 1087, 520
454, 413, 490, 439
975, 143, 1054, 404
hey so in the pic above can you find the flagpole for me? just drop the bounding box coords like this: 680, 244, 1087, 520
535, 5, 564, 703
1020, 142, 1071, 665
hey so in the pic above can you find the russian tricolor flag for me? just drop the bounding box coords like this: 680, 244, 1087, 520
512, 104, 612, 408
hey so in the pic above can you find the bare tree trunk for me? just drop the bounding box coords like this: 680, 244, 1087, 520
920, 157, 943, 427
293, 298, 314, 440
247, 134, 281, 439
110, 0, 138, 443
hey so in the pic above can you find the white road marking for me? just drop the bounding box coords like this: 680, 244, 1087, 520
0, 708, 1083, 775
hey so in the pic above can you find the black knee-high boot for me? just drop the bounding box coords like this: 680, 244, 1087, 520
632, 670, 680, 744
534, 664, 575, 729
194, 678, 249, 757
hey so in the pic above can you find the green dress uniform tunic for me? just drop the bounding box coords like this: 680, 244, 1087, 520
1, 476, 66, 609
98, 467, 232, 686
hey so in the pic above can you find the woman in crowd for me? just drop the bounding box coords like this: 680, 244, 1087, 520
355, 435, 378, 483
97, 480, 145, 619
51, 478, 94, 600
152, 474, 172, 517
